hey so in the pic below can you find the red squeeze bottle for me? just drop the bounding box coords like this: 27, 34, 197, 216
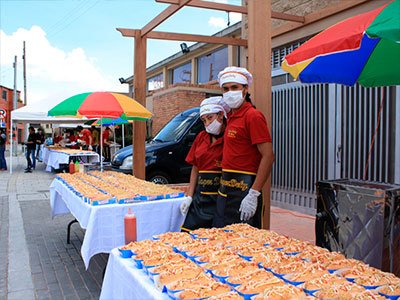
124, 208, 137, 244
69, 161, 75, 174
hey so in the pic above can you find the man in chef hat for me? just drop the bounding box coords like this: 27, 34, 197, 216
213, 66, 275, 229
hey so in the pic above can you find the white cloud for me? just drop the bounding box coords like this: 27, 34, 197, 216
207, 0, 242, 29
0, 26, 126, 105
208, 12, 242, 29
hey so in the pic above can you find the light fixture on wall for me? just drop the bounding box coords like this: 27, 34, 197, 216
180, 43, 190, 54
119, 77, 126, 84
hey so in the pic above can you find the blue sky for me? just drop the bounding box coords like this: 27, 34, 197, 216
0, 0, 241, 106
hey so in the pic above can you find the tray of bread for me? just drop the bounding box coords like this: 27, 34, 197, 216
117, 223, 399, 299
47, 146, 97, 156
56, 171, 185, 205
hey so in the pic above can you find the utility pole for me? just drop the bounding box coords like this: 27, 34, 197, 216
23, 41, 27, 105
12, 55, 18, 157
13, 55, 17, 110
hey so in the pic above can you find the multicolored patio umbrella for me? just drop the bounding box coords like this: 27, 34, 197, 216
282, 0, 400, 87
48, 92, 151, 170
48, 92, 152, 120
87, 116, 132, 127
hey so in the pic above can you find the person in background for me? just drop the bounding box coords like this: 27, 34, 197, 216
25, 126, 37, 173
0, 129, 7, 171
35, 128, 45, 162
91, 126, 99, 153
180, 96, 230, 231
102, 126, 111, 161
53, 130, 63, 144
213, 66, 275, 229
76, 125, 93, 150
66, 129, 78, 149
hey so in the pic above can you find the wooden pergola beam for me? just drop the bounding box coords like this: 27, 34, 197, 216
272, 0, 369, 37
141, 0, 193, 37
156, 0, 247, 14
132, 30, 147, 179
156, 0, 305, 23
118, 28, 247, 46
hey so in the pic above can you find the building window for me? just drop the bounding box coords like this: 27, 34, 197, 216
170, 62, 192, 84
147, 73, 164, 91
271, 38, 309, 70
197, 47, 228, 84
2, 91, 7, 100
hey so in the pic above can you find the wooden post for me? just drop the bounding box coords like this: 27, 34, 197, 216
247, 0, 272, 229
133, 30, 147, 179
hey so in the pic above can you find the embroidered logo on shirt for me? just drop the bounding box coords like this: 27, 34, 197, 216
227, 129, 237, 138
215, 160, 222, 168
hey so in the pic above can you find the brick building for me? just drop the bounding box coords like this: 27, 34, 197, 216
150, 83, 221, 134
0, 85, 25, 143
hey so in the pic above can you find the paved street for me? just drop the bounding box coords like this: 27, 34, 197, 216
0, 149, 315, 300
1, 152, 107, 300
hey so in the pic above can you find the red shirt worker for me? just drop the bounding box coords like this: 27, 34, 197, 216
76, 126, 93, 150
180, 96, 230, 232
213, 66, 275, 229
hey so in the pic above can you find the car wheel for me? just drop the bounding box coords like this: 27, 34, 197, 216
147, 171, 171, 185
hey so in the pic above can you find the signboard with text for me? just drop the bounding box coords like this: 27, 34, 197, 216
0, 109, 6, 127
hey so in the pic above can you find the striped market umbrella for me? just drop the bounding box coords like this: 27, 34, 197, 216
48, 92, 151, 120
48, 92, 151, 170
282, 0, 400, 87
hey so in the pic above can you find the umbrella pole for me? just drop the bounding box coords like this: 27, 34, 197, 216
100, 119, 103, 172
122, 124, 125, 148
9, 119, 13, 174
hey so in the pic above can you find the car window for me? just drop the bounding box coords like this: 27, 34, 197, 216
153, 111, 199, 143
188, 118, 204, 135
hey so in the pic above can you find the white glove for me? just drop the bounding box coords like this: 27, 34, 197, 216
88, 145, 93, 151
239, 188, 260, 221
180, 196, 192, 216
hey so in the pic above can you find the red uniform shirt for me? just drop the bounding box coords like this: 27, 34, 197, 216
69, 134, 77, 142
102, 130, 110, 144
185, 130, 223, 171
80, 129, 92, 146
222, 102, 272, 174
54, 135, 63, 144
69, 134, 78, 149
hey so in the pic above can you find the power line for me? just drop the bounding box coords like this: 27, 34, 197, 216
48, 0, 101, 38
47, 1, 92, 34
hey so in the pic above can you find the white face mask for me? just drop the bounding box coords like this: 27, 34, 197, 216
223, 90, 244, 109
205, 118, 223, 135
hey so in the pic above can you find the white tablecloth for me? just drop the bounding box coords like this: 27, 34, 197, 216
100, 248, 168, 300
42, 147, 100, 172
50, 178, 186, 269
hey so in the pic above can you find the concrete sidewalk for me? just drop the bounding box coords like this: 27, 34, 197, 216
0, 152, 315, 300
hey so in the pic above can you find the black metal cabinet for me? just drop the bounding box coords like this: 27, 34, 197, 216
316, 179, 400, 276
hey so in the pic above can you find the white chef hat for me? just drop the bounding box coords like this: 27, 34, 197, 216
200, 96, 230, 117
217, 66, 253, 87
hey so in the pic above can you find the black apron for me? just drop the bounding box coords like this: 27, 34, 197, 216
181, 171, 221, 232
213, 170, 263, 229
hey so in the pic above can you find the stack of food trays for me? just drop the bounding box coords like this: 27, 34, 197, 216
57, 173, 115, 205
119, 223, 399, 299
102, 171, 185, 200
47, 147, 95, 155
56, 171, 184, 205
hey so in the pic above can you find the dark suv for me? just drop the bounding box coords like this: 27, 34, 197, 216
111, 107, 203, 184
